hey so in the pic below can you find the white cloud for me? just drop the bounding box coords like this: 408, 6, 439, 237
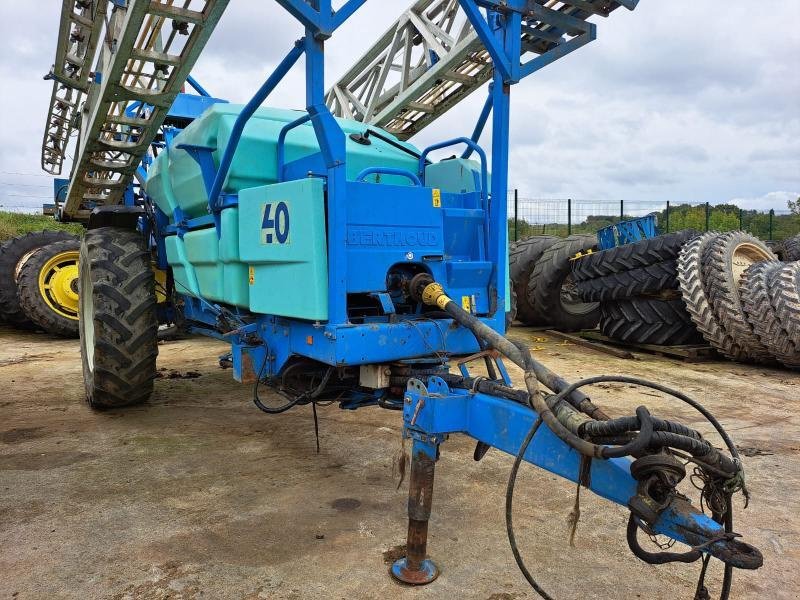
0, 1, 798, 217
729, 191, 798, 213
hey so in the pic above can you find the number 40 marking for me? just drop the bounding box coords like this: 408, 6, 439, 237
261, 201, 290, 244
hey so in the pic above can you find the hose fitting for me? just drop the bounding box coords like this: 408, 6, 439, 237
422, 282, 451, 309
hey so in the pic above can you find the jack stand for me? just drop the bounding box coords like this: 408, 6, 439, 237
390, 436, 440, 585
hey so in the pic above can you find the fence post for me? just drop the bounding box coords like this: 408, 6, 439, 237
705, 202, 710, 232
620, 199, 624, 222
769, 209, 774, 241
513, 189, 519, 242
665, 201, 670, 233
567, 198, 572, 235
739, 208, 743, 231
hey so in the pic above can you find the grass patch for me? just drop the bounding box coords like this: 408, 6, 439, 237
0, 211, 83, 242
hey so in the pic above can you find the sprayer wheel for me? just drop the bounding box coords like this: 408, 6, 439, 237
79, 227, 158, 409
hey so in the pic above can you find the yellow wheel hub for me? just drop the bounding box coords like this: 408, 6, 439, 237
38, 250, 80, 321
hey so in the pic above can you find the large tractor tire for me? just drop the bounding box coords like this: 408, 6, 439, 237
741, 261, 799, 369
575, 260, 679, 302
0, 231, 77, 327
572, 229, 698, 281
770, 261, 800, 365
600, 298, 704, 346
702, 231, 776, 362
509, 236, 559, 324
16, 239, 80, 338
505, 284, 517, 330
781, 234, 800, 262
678, 232, 747, 361
527, 234, 600, 331
79, 227, 158, 409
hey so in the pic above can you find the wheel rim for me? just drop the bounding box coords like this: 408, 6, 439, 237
560, 273, 598, 316
79, 256, 95, 372
38, 250, 80, 320
14, 249, 39, 281
732, 243, 773, 283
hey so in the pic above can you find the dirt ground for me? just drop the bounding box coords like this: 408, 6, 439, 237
1, 325, 798, 600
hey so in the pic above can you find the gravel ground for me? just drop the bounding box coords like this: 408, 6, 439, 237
0, 325, 798, 599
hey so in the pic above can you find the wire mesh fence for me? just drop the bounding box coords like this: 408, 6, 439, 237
507, 193, 799, 243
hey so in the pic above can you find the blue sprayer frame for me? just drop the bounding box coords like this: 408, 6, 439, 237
77, 0, 748, 586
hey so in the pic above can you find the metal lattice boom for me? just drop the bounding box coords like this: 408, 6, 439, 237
41, 0, 109, 175
59, 0, 229, 221
326, 0, 636, 140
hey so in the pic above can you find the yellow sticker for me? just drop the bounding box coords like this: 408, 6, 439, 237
432, 188, 441, 207
248, 266, 255, 285
461, 295, 472, 312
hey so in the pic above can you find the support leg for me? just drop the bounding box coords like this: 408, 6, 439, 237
390, 437, 440, 585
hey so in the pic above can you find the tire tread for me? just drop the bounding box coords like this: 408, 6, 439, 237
80, 227, 158, 409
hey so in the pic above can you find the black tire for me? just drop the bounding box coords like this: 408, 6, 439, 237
741, 261, 799, 369
0, 231, 77, 326
572, 230, 698, 281
782, 234, 800, 262
702, 231, 776, 362
16, 239, 80, 338
575, 260, 679, 302
509, 236, 559, 324
678, 232, 747, 361
527, 234, 600, 330
600, 298, 704, 346
79, 227, 158, 409
506, 283, 517, 330
770, 261, 800, 366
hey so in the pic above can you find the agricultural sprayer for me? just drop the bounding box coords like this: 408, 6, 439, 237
33, 0, 764, 596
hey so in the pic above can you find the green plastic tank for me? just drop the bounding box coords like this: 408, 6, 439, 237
147, 104, 490, 320
146, 104, 421, 221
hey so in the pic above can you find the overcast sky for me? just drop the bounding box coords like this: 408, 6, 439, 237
0, 1, 798, 213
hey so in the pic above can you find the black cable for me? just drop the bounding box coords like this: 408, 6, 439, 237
505, 416, 555, 600
720, 493, 734, 599
252, 350, 301, 414
312, 401, 320, 454
627, 515, 702, 565
364, 128, 429, 162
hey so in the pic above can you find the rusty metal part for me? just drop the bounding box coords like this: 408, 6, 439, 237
455, 347, 502, 367
391, 450, 440, 585
388, 361, 449, 397
544, 329, 637, 360
662, 497, 763, 571
239, 351, 258, 385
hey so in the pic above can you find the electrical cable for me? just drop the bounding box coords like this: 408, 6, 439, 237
252, 348, 300, 414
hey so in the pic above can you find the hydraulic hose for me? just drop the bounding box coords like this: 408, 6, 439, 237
417, 279, 739, 471
414, 280, 608, 457
415, 281, 607, 418
411, 278, 748, 599
582, 415, 702, 440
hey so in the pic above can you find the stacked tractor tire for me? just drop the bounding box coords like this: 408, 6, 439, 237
572, 229, 703, 346
677, 231, 800, 369
0, 231, 81, 338
509, 234, 601, 332
510, 230, 800, 369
